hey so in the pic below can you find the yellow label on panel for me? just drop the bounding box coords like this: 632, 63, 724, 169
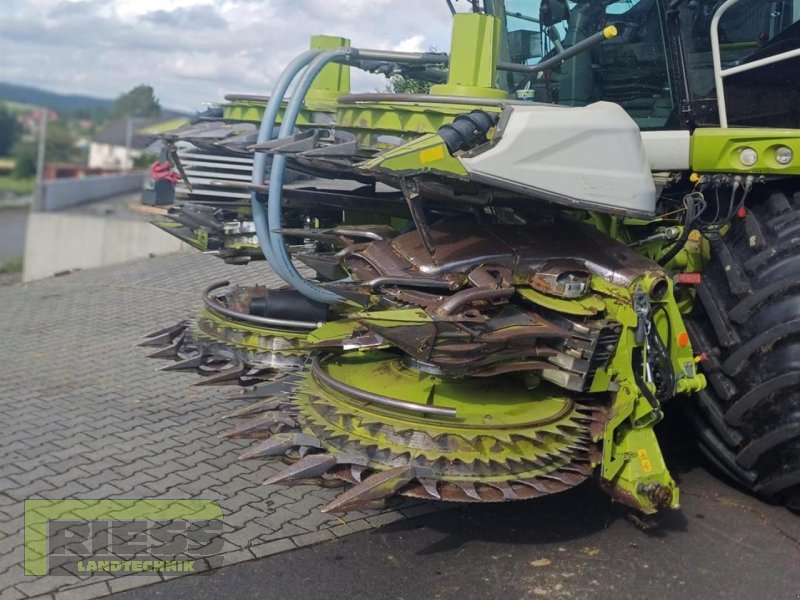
419, 145, 446, 164
637, 449, 653, 473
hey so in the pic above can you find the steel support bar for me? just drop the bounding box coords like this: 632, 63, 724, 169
311, 355, 458, 417
497, 26, 617, 75
711, 0, 800, 127
203, 281, 321, 330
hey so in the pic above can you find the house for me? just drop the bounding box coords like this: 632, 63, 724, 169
88, 117, 162, 170
19, 109, 59, 133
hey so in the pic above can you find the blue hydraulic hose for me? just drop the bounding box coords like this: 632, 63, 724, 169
256, 46, 447, 303
266, 49, 350, 304
251, 49, 322, 270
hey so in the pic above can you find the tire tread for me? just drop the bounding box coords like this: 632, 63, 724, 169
685, 183, 800, 507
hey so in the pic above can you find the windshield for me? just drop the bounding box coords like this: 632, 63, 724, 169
488, 1, 800, 129
489, 1, 676, 129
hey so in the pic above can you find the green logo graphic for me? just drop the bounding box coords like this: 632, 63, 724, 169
24, 500, 223, 576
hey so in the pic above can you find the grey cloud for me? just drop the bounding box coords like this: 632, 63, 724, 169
0, 0, 456, 110
47, 1, 100, 19
140, 6, 227, 29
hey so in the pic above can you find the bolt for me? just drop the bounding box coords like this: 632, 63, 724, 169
651, 485, 673, 508
638, 483, 673, 508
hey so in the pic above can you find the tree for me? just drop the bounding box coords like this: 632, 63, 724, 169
386, 74, 432, 95
0, 103, 21, 157
11, 140, 36, 178
133, 152, 157, 169
11, 121, 79, 177
113, 85, 162, 119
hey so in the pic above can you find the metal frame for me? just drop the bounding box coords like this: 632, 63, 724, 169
311, 355, 458, 417
203, 281, 322, 330
497, 27, 617, 75
253, 46, 449, 304
711, 0, 800, 127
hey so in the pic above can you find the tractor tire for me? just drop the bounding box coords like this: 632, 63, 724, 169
683, 182, 800, 510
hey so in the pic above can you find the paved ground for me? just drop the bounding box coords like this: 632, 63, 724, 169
111, 463, 800, 600
0, 254, 434, 600
1, 252, 798, 600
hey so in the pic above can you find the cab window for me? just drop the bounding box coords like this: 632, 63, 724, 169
494, 1, 675, 130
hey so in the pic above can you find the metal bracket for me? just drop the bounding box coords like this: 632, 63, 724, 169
400, 178, 438, 264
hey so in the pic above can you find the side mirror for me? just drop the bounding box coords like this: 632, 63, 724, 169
540, 0, 570, 26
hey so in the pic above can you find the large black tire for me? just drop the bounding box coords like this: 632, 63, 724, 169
684, 182, 800, 509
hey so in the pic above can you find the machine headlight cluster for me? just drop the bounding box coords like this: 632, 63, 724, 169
776, 146, 794, 166
739, 147, 758, 167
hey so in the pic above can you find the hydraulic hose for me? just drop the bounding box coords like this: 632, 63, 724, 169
251, 49, 322, 272
658, 193, 698, 266
651, 305, 676, 403
258, 47, 450, 304
632, 346, 661, 412
266, 49, 351, 304
203, 281, 322, 330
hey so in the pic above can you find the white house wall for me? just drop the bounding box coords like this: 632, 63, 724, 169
88, 142, 144, 170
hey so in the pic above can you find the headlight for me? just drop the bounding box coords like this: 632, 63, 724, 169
776, 146, 794, 165
739, 147, 758, 167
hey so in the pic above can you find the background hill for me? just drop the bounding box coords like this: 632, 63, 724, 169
0, 82, 187, 117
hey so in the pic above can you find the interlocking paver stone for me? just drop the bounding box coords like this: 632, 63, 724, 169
0, 252, 436, 600
249, 537, 295, 558
221, 524, 273, 549
10, 465, 57, 487
53, 581, 110, 600
106, 574, 161, 594
5, 479, 56, 501
0, 586, 25, 600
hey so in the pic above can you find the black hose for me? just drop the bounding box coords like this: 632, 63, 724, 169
651, 305, 676, 402
631, 304, 676, 410
437, 111, 498, 153
658, 193, 697, 266
632, 346, 661, 411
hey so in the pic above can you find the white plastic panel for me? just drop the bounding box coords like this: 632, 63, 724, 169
461, 102, 657, 218
641, 130, 691, 171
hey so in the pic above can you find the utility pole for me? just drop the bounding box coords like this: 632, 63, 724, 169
34, 108, 48, 212
124, 117, 133, 170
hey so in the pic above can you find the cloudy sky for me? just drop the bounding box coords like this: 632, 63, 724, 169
1, 0, 464, 112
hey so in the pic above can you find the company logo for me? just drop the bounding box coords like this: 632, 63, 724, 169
24, 500, 224, 576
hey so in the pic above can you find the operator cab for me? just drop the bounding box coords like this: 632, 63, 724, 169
488, 0, 800, 129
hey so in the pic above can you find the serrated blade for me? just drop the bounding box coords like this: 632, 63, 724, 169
223, 397, 287, 419
219, 412, 296, 440
239, 432, 322, 460
263, 454, 337, 486
321, 466, 415, 513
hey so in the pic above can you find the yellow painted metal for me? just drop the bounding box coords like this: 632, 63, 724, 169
691, 127, 800, 175
335, 101, 501, 143
517, 287, 606, 316
223, 35, 350, 122
431, 13, 508, 99
587, 272, 705, 512
306, 35, 351, 106
358, 133, 470, 179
